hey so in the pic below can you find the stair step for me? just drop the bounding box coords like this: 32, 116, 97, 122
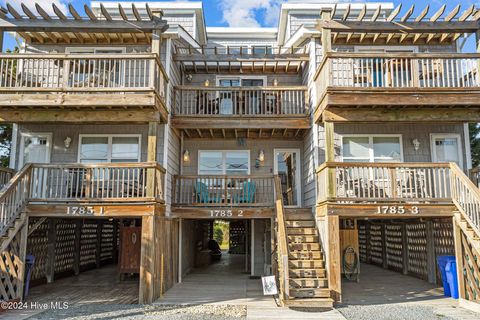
289, 260, 325, 268
290, 268, 326, 278
284, 298, 334, 308
289, 278, 328, 288
286, 221, 315, 228
285, 212, 313, 221
288, 235, 319, 243
289, 243, 321, 251
289, 251, 323, 260
290, 288, 331, 299
286, 228, 317, 235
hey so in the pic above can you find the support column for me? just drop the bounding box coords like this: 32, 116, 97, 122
381, 222, 388, 269
0, 29, 4, 53
17, 217, 28, 301
426, 219, 436, 284
95, 221, 103, 268
147, 121, 158, 199
324, 121, 336, 199
452, 214, 466, 300
73, 220, 82, 275
401, 222, 408, 275
45, 219, 57, 283
327, 215, 341, 302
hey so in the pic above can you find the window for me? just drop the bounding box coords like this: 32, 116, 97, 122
198, 151, 250, 175
342, 135, 402, 163
79, 135, 140, 163
252, 46, 273, 55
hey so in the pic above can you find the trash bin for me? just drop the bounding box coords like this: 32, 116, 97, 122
24, 254, 35, 298
437, 255, 455, 297
445, 260, 459, 299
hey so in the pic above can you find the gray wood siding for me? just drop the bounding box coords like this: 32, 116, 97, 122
187, 73, 302, 87
318, 123, 468, 166
288, 14, 318, 37
14, 124, 164, 169
166, 129, 181, 207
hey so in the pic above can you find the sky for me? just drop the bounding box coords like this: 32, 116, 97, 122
0, 0, 477, 51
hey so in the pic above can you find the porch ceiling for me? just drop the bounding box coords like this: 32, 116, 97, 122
180, 128, 307, 140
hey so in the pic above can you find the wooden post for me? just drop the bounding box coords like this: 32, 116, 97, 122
327, 215, 341, 302
324, 121, 336, 199
476, 30, 480, 85
401, 222, 409, 275
45, 219, 57, 283
112, 220, 118, 264
95, 221, 103, 268
381, 222, 388, 269
426, 219, 436, 284
452, 214, 466, 300
0, 29, 4, 53
365, 221, 371, 263
147, 122, 158, 199
17, 217, 28, 301
320, 9, 332, 55
73, 220, 82, 275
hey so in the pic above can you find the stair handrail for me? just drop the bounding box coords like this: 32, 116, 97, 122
274, 175, 289, 302
0, 164, 32, 237
450, 162, 480, 238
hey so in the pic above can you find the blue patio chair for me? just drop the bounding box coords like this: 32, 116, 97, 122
233, 181, 256, 204
194, 181, 221, 203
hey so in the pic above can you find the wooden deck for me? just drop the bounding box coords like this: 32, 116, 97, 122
27, 265, 138, 305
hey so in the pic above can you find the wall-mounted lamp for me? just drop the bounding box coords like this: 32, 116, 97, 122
185, 74, 193, 82
183, 149, 190, 162
204, 79, 210, 87
64, 137, 71, 149
258, 149, 265, 162
273, 79, 278, 87
412, 139, 420, 151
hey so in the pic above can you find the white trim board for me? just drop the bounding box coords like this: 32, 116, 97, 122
77, 134, 142, 163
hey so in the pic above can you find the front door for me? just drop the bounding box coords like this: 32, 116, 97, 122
274, 149, 301, 207
19, 133, 52, 168
431, 134, 463, 169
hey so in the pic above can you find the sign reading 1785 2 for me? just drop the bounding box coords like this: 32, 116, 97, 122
375, 205, 419, 215
210, 209, 244, 218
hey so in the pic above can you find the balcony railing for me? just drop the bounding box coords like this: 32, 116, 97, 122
28, 162, 165, 203
0, 53, 168, 102
0, 167, 15, 189
172, 175, 275, 207
315, 52, 480, 95
316, 162, 452, 204
173, 86, 308, 116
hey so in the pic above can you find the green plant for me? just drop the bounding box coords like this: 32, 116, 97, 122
213, 226, 224, 245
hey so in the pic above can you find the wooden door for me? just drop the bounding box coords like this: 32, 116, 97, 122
119, 226, 141, 274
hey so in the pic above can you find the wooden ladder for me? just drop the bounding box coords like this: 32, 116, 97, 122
0, 164, 32, 302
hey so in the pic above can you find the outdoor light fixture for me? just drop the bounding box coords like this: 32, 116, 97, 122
64, 137, 71, 148
183, 149, 190, 162
186, 74, 193, 82
412, 139, 420, 151
258, 150, 265, 162
204, 79, 210, 87
273, 79, 279, 86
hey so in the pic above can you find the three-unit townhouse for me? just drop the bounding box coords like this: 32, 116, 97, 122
0, 0, 479, 311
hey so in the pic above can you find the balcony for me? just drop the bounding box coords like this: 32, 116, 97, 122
25, 162, 165, 217
172, 86, 310, 134
314, 53, 480, 123
171, 174, 275, 218
316, 162, 456, 217
0, 54, 168, 123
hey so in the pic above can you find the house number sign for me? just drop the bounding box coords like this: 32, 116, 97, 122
375, 206, 419, 215
209, 209, 244, 218
66, 206, 104, 216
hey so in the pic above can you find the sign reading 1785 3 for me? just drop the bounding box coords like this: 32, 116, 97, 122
375, 205, 420, 215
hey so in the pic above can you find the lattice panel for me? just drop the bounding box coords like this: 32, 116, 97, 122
368, 224, 383, 266
358, 222, 367, 262
433, 219, 455, 283
27, 218, 49, 281
407, 223, 428, 280
385, 224, 403, 272
54, 220, 76, 274
79, 222, 97, 267
100, 222, 114, 262
460, 232, 480, 302
0, 225, 26, 301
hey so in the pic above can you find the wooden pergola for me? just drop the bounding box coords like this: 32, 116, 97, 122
317, 3, 480, 45
0, 2, 168, 46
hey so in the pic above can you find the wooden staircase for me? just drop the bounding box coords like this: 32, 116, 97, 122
284, 208, 332, 307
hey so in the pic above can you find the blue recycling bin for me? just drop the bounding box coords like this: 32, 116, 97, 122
437, 255, 455, 297
24, 254, 35, 298
445, 260, 459, 299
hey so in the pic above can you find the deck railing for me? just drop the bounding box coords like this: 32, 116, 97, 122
173, 86, 308, 116
28, 163, 165, 203
315, 53, 480, 95
316, 162, 452, 204
175, 45, 308, 56
274, 176, 289, 303
470, 167, 480, 188
172, 174, 275, 207
0, 53, 168, 102
451, 163, 480, 235
0, 167, 15, 189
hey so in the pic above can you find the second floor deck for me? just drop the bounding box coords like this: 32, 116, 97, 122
0, 53, 168, 123
314, 52, 480, 123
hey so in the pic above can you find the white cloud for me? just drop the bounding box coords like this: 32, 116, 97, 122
2, 0, 68, 16
218, 0, 284, 27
